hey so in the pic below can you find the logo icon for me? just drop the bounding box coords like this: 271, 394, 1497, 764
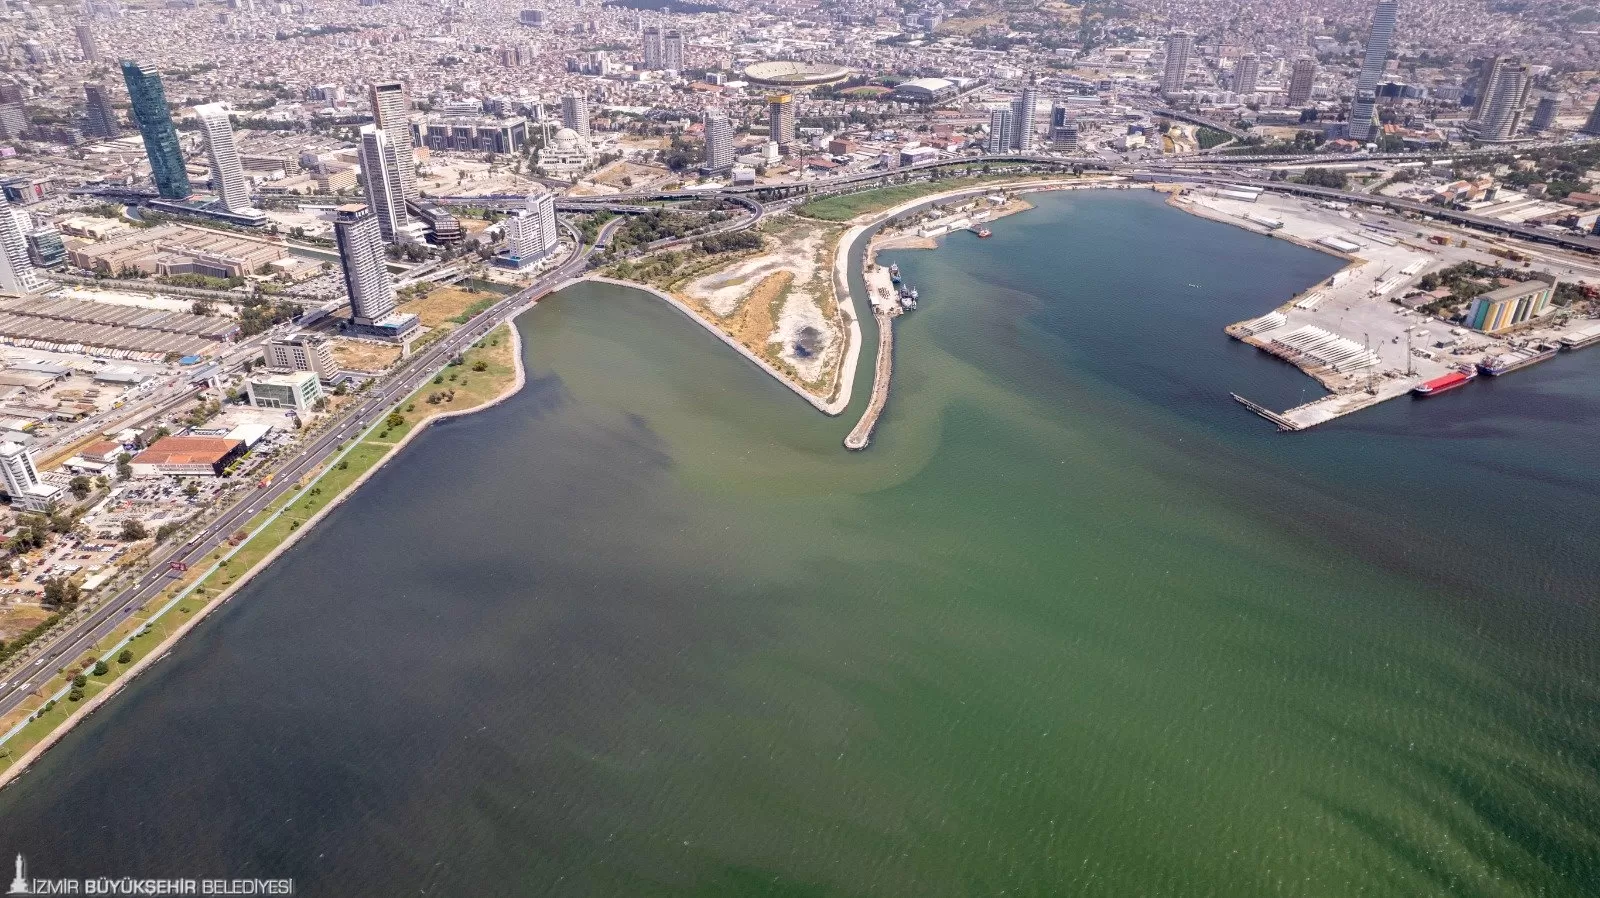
7, 853, 27, 895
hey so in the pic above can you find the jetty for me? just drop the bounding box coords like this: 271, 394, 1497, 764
845, 308, 896, 450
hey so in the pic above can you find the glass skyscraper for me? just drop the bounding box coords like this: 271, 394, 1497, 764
120, 60, 191, 199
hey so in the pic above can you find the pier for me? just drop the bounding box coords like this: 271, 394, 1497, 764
845, 308, 896, 450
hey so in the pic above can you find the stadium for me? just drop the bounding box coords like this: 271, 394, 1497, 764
743, 61, 853, 88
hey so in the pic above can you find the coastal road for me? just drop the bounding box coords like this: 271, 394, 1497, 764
0, 224, 622, 731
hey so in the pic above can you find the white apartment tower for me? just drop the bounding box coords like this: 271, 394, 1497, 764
1162, 31, 1194, 96
1288, 58, 1318, 107
360, 125, 410, 244
0, 194, 42, 295
663, 30, 683, 72
505, 189, 559, 264
703, 110, 734, 173
642, 26, 663, 69
1234, 53, 1259, 95
1349, 0, 1399, 142
1010, 84, 1039, 152
561, 93, 591, 139
768, 94, 795, 151
194, 103, 252, 213
368, 80, 419, 200
986, 106, 1013, 154
333, 205, 397, 326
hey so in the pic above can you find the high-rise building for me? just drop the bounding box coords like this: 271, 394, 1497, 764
1010, 84, 1039, 152
768, 93, 795, 151
1471, 55, 1508, 122
368, 81, 418, 201
359, 125, 410, 243
663, 30, 683, 72
986, 106, 1013, 154
504, 189, 559, 264
0, 194, 44, 295
1049, 105, 1080, 151
194, 103, 251, 213
1583, 97, 1600, 137
1349, 0, 1399, 142
561, 93, 590, 139
0, 87, 26, 140
642, 26, 663, 69
702, 109, 734, 173
0, 441, 60, 511
333, 205, 397, 326
1288, 57, 1317, 106
1234, 53, 1259, 95
75, 23, 99, 61
120, 60, 191, 199
1475, 57, 1530, 142
1528, 96, 1558, 134
82, 82, 118, 138
1161, 31, 1194, 96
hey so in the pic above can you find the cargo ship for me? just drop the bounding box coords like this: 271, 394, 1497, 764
1412, 368, 1476, 397
1477, 344, 1558, 376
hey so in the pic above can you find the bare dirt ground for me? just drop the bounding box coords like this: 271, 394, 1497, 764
678, 216, 846, 388
327, 338, 402, 373
399, 286, 492, 329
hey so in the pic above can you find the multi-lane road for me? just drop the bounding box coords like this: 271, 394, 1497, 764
0, 221, 621, 731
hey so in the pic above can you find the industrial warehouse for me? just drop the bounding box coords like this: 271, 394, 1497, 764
0, 295, 236, 359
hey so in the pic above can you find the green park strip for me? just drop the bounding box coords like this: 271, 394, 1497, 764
0, 326, 520, 779
794, 172, 1078, 221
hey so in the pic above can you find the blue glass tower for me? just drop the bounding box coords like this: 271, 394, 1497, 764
119, 60, 190, 199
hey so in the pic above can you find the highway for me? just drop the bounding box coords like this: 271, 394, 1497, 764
0, 218, 625, 731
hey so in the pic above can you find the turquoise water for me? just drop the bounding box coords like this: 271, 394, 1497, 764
0, 190, 1594, 896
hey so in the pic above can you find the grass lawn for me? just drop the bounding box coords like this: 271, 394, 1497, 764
794, 173, 1075, 221
0, 326, 519, 776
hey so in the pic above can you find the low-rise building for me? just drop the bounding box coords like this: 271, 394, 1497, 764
130, 435, 245, 477
264, 333, 339, 381
245, 370, 324, 414
1467, 273, 1557, 333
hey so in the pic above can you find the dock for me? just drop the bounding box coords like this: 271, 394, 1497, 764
1230, 393, 1299, 431
845, 308, 896, 450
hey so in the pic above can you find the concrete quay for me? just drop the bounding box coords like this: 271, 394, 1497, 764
845, 307, 896, 450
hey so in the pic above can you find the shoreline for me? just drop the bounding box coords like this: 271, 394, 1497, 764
584, 275, 848, 415
0, 318, 533, 790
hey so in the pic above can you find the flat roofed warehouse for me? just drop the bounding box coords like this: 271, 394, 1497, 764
0, 295, 233, 358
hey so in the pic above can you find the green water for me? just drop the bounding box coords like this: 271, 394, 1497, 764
1, 191, 1594, 896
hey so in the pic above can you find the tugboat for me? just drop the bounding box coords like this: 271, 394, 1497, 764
976, 227, 992, 238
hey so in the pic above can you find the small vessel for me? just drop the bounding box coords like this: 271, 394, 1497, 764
888, 263, 899, 276
976, 227, 992, 238
1188, 283, 1201, 289
1412, 368, 1476, 397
